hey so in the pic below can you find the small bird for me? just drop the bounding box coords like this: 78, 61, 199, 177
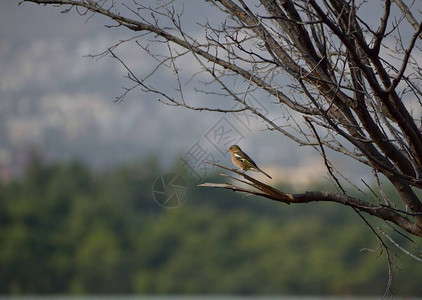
228, 145, 272, 179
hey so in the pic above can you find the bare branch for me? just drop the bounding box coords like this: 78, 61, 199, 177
392, 0, 422, 39
199, 162, 422, 237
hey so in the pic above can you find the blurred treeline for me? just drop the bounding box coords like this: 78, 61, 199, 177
0, 157, 421, 296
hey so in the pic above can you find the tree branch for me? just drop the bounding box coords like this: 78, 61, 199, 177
199, 162, 422, 237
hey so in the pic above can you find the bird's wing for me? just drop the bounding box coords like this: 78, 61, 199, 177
234, 151, 258, 168
234, 151, 272, 179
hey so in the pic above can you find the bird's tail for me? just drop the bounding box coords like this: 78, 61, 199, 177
252, 167, 272, 179
260, 169, 272, 179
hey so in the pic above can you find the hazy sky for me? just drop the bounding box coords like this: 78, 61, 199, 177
2, 0, 418, 185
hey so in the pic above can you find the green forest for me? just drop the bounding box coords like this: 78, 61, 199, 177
0, 157, 421, 296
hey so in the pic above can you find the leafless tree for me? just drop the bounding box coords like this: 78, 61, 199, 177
22, 0, 422, 293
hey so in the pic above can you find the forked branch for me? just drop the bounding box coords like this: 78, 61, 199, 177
199, 162, 422, 237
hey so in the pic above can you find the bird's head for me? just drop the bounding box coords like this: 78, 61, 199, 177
228, 145, 241, 153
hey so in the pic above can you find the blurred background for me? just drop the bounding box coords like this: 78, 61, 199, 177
1, 0, 422, 297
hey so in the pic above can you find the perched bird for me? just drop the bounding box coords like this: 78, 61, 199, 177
228, 145, 272, 179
